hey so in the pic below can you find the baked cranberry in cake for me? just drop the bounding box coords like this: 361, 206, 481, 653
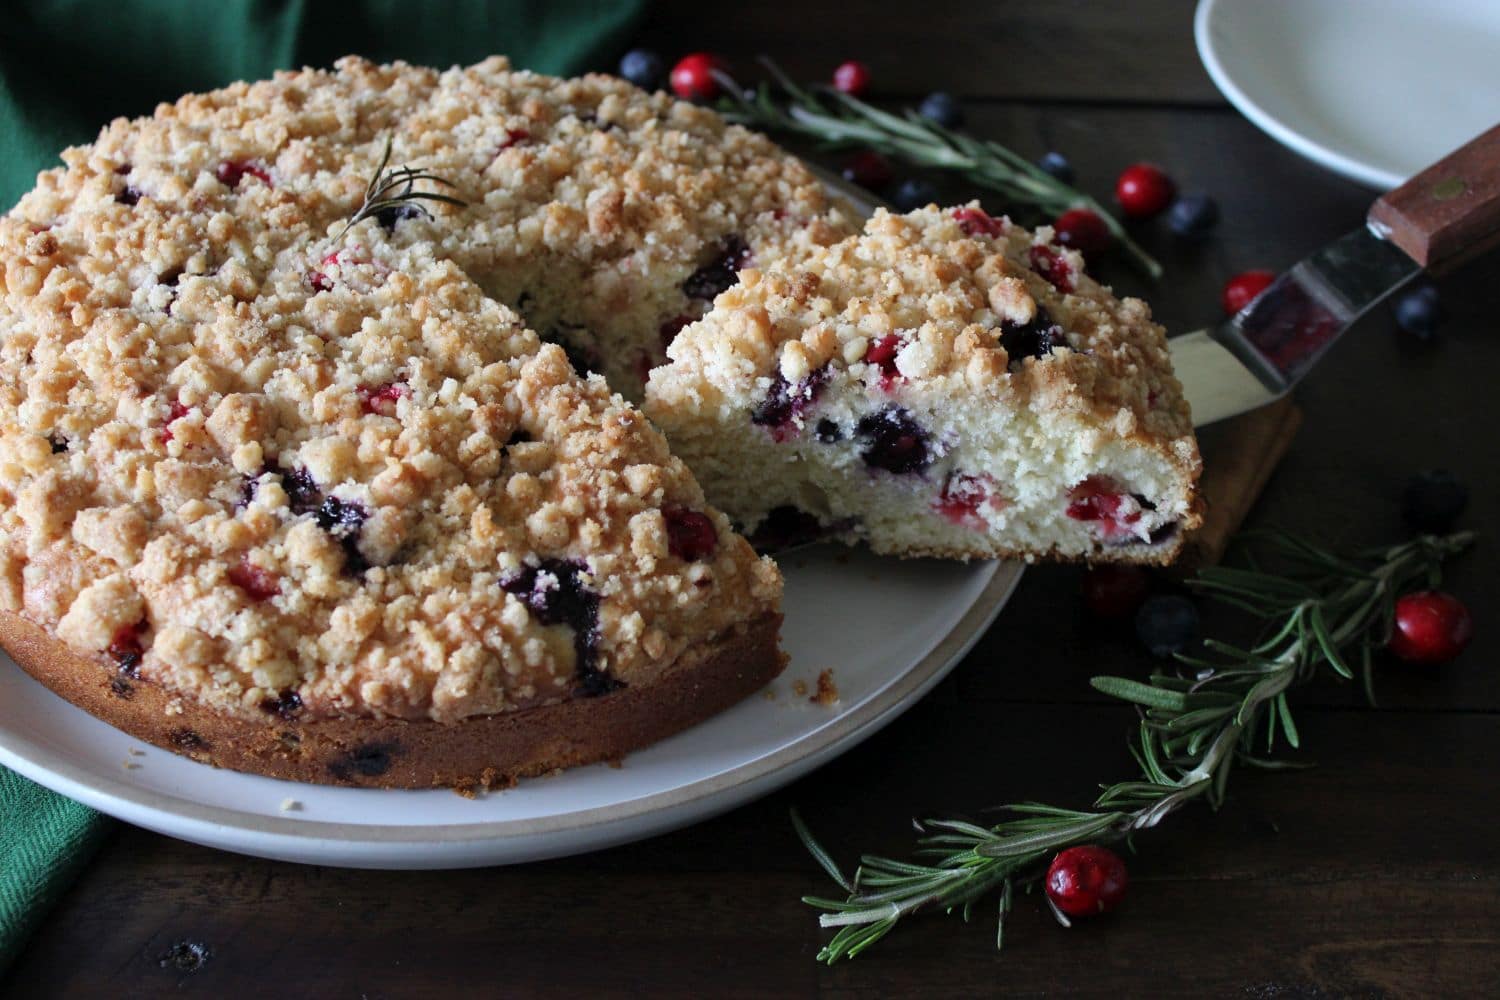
665, 507, 718, 561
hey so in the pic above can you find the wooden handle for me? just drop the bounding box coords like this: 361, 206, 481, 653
1367, 123, 1500, 273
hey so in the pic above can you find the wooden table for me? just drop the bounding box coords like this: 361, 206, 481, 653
6, 3, 1498, 995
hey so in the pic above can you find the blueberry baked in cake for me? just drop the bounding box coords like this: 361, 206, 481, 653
644, 204, 1202, 562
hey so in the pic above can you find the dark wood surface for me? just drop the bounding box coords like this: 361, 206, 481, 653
7, 3, 1499, 995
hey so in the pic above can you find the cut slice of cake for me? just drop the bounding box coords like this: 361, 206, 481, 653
644, 204, 1203, 563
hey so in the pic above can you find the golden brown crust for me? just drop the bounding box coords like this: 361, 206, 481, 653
0, 607, 784, 788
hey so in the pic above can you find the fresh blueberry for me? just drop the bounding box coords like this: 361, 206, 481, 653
1402, 469, 1468, 533
891, 177, 939, 212
1037, 151, 1074, 183
1167, 193, 1220, 240
1392, 283, 1445, 338
918, 91, 963, 129
1135, 594, 1199, 658
619, 49, 664, 90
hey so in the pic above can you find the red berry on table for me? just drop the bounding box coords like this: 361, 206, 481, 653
1046, 845, 1129, 918
670, 53, 728, 101
841, 150, 893, 192
1053, 208, 1111, 257
1115, 162, 1176, 219
1221, 269, 1276, 316
1081, 564, 1151, 620
832, 60, 871, 96
1389, 590, 1473, 664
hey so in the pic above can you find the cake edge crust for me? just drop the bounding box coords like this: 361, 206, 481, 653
0, 609, 785, 790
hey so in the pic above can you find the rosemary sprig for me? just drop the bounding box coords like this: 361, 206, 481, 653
795, 529, 1475, 963
331, 135, 467, 247
715, 58, 1162, 281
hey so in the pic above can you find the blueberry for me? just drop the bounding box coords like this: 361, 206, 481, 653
501, 559, 619, 696
1393, 283, 1445, 338
683, 235, 752, 300
619, 49, 664, 90
1167, 193, 1220, 240
375, 203, 426, 232
1037, 151, 1074, 183
999, 307, 1062, 369
1402, 469, 1468, 533
855, 407, 931, 474
918, 91, 963, 129
891, 177, 939, 212
1135, 594, 1199, 658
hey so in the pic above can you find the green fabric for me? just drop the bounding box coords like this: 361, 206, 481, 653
0, 0, 645, 972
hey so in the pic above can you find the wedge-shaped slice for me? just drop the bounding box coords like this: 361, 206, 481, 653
645, 205, 1203, 563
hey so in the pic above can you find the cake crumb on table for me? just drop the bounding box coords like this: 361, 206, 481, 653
792, 679, 809, 697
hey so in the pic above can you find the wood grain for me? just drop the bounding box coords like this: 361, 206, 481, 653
1369, 123, 1500, 272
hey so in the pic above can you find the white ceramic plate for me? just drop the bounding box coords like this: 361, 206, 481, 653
0, 547, 1021, 869
1195, 0, 1500, 189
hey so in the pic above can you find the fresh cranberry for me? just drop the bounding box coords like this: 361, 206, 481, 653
215, 159, 272, 188
952, 206, 1005, 238
933, 472, 996, 529
1389, 591, 1474, 665
855, 407, 930, 474
1046, 845, 1129, 918
107, 622, 148, 676
357, 381, 409, 416
1053, 208, 1111, 257
1028, 244, 1074, 294
227, 558, 280, 601
1221, 270, 1276, 316
670, 53, 728, 101
664, 507, 718, 561
1000, 307, 1062, 368
832, 60, 871, 96
1081, 565, 1151, 619
841, 150, 892, 192
501, 559, 617, 695
683, 235, 751, 300
864, 333, 904, 388
1115, 163, 1175, 219
752, 366, 831, 441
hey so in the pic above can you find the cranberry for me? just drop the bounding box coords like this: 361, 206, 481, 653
670, 53, 728, 101
500, 127, 530, 149
1081, 565, 1151, 619
357, 381, 409, 416
1046, 845, 1129, 918
308, 269, 334, 292
933, 472, 996, 529
1028, 244, 1074, 294
214, 159, 272, 188
161, 400, 191, 444
752, 366, 830, 441
855, 407, 930, 474
1389, 591, 1473, 665
683, 235, 751, 300
1066, 475, 1140, 539
832, 60, 871, 96
864, 333, 904, 388
841, 150, 892, 192
952, 206, 1005, 238
1221, 270, 1276, 316
1053, 208, 1111, 258
664, 506, 718, 561
107, 621, 148, 676
999, 307, 1061, 368
501, 560, 618, 696
1115, 163, 1175, 219
227, 558, 280, 601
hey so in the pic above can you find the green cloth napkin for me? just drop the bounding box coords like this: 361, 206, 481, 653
0, 0, 645, 973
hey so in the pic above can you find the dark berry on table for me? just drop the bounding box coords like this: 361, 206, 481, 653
1392, 282, 1445, 338
1115, 162, 1176, 219
501, 559, 618, 696
864, 333, 904, 388
1028, 244, 1074, 294
227, 558, 280, 601
1167, 192, 1220, 239
1135, 594, 1200, 657
357, 381, 409, 417
1402, 469, 1468, 533
214, 159, 272, 188
841, 150, 893, 192
1389, 590, 1473, 665
814, 419, 842, 443
952, 205, 1005, 238
619, 48, 665, 90
999, 307, 1062, 368
1052, 208, 1111, 258
279, 466, 321, 514
1081, 564, 1151, 620
670, 52, 728, 101
1037, 151, 1075, 183
375, 203, 426, 232
832, 60, 871, 96
1221, 269, 1276, 316
683, 234, 752, 300
751, 365, 831, 441
259, 689, 303, 720
116, 186, 143, 206
918, 91, 963, 128
107, 622, 147, 677
855, 406, 931, 474
158, 940, 212, 973
933, 471, 995, 529
1045, 845, 1129, 918
664, 506, 718, 561
891, 177, 939, 213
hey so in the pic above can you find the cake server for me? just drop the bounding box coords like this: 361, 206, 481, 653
1173, 123, 1500, 427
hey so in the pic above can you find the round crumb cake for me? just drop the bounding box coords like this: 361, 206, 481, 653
0, 56, 861, 788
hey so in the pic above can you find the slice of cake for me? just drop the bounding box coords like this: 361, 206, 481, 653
644, 204, 1202, 563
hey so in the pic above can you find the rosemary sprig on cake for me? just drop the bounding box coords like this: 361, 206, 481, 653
794, 529, 1475, 963
714, 58, 1163, 281
333, 135, 467, 246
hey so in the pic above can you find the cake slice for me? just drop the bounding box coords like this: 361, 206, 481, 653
644, 204, 1203, 563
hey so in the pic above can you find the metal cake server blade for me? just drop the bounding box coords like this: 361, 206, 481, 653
1174, 123, 1500, 428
